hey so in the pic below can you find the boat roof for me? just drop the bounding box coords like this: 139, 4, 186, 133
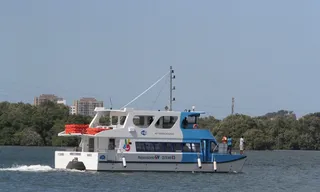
94, 107, 206, 115
181, 111, 205, 117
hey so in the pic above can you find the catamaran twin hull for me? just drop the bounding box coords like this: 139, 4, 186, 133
55, 151, 247, 173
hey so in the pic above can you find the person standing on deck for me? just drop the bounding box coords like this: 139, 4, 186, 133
239, 136, 245, 155
227, 136, 232, 154
182, 117, 188, 128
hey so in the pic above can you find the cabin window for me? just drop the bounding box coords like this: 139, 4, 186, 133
154, 142, 165, 152
155, 116, 178, 129
133, 115, 155, 128
182, 143, 200, 152
99, 115, 111, 126
173, 143, 182, 152
182, 143, 191, 152
144, 142, 155, 152
111, 116, 118, 125
108, 138, 115, 150
192, 143, 200, 152
120, 116, 126, 125
88, 138, 95, 152
164, 143, 173, 152
135, 142, 200, 153
210, 141, 218, 153
136, 142, 146, 151
181, 116, 199, 129
187, 116, 197, 124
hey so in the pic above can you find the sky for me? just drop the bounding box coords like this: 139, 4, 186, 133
0, 0, 320, 119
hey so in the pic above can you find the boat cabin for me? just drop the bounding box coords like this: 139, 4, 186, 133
87, 107, 204, 130
60, 107, 228, 158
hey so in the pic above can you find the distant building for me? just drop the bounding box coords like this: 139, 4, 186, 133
34, 94, 63, 106
74, 97, 103, 116
69, 105, 76, 115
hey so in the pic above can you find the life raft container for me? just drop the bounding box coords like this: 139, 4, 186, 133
65, 124, 89, 134
86, 127, 112, 135
64, 124, 112, 135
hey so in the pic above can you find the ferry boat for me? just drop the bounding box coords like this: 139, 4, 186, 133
54, 67, 247, 173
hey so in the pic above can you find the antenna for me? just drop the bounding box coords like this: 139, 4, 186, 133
109, 97, 113, 109
231, 97, 234, 115
169, 66, 175, 111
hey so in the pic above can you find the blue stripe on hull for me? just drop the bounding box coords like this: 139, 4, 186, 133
98, 158, 245, 164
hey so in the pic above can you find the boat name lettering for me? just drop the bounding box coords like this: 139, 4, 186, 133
162, 155, 175, 160
69, 152, 81, 156
138, 155, 160, 160
155, 132, 174, 135
137, 155, 175, 160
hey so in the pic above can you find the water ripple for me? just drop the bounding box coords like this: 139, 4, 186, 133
0, 147, 319, 192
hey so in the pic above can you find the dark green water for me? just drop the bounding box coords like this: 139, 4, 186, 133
0, 146, 319, 192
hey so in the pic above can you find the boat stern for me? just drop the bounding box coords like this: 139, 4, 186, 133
54, 151, 100, 171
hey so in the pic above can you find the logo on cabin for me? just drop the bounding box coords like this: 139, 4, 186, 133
99, 155, 106, 160
141, 130, 147, 136
123, 139, 132, 151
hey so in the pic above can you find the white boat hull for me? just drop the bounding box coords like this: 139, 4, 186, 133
55, 151, 246, 173
97, 159, 246, 173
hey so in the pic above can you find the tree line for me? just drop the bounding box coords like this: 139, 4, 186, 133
0, 101, 91, 146
198, 110, 320, 150
0, 101, 319, 150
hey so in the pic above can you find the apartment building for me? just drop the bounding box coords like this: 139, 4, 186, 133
74, 97, 103, 116
69, 105, 76, 115
34, 94, 63, 106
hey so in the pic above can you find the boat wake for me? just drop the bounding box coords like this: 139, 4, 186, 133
0, 164, 84, 172
0, 164, 53, 172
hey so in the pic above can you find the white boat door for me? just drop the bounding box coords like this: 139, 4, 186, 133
107, 138, 116, 161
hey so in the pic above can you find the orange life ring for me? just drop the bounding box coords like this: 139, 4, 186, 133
193, 124, 198, 129
222, 136, 227, 143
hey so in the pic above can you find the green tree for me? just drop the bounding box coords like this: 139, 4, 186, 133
1, 101, 320, 150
